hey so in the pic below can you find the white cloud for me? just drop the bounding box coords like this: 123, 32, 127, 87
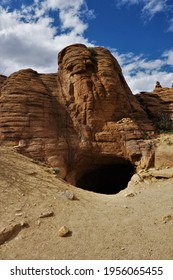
111, 49, 173, 93
116, 0, 140, 6
112, 50, 164, 74
0, 0, 94, 74
163, 50, 173, 65
59, 8, 87, 35
142, 0, 168, 18
168, 18, 173, 32
125, 71, 173, 93
115, 0, 170, 19
42, 0, 84, 10
0, 0, 90, 75
0, 0, 172, 95
113, 0, 173, 92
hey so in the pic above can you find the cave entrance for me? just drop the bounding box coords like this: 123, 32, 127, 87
76, 162, 135, 195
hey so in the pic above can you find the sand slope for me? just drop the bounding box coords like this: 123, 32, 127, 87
0, 147, 173, 260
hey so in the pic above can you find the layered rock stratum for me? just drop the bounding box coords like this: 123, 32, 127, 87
0, 44, 172, 185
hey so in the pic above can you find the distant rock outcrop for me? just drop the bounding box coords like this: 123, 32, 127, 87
136, 87, 173, 170
0, 44, 158, 185
155, 81, 162, 89
136, 87, 173, 131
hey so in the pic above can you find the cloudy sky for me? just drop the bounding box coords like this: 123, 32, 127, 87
0, 0, 173, 93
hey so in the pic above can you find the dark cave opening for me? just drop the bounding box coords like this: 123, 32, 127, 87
76, 163, 135, 195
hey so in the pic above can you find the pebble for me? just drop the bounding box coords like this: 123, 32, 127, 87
15, 213, 23, 216
58, 190, 75, 200
58, 226, 70, 237
65, 190, 75, 200
161, 215, 172, 224
36, 220, 41, 226
15, 208, 22, 212
0, 222, 29, 245
130, 174, 141, 183
125, 192, 135, 198
39, 210, 54, 219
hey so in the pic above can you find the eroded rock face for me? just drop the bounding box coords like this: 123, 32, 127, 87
0, 44, 155, 184
136, 87, 173, 130
0, 68, 78, 178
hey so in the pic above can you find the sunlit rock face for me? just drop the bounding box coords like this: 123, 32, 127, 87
0, 44, 154, 185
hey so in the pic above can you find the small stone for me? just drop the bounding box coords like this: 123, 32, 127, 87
161, 215, 172, 224
13, 140, 26, 149
58, 190, 75, 200
52, 167, 61, 175
0, 222, 29, 245
125, 192, 135, 198
15, 213, 23, 216
58, 226, 70, 237
39, 210, 54, 219
65, 190, 75, 200
139, 171, 151, 179
130, 174, 141, 183
16, 208, 22, 212
36, 220, 41, 226
28, 172, 37, 176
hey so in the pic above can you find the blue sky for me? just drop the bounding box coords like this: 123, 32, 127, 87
0, 0, 173, 93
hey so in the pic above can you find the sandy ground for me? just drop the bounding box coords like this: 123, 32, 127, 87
0, 146, 173, 260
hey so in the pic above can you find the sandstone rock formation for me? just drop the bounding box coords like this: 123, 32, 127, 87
152, 134, 173, 169
136, 87, 173, 131
0, 44, 155, 187
136, 87, 173, 170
